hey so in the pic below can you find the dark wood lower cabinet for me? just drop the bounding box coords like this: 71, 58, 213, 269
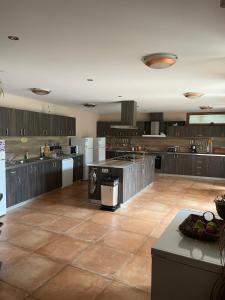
6, 159, 62, 208
123, 156, 155, 202
162, 154, 225, 178
73, 155, 83, 181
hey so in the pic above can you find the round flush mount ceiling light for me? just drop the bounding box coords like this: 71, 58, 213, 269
199, 105, 213, 110
183, 92, 204, 99
8, 35, 19, 41
143, 53, 178, 69
30, 88, 51, 95
83, 103, 96, 108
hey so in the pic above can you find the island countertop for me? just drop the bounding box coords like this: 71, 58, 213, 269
88, 155, 154, 169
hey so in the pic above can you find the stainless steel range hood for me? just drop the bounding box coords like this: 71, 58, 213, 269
110, 101, 137, 129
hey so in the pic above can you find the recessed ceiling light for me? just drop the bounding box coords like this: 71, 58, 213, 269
183, 92, 204, 99
143, 53, 178, 69
83, 103, 96, 108
87, 78, 94, 82
8, 35, 19, 41
30, 88, 51, 95
199, 105, 213, 110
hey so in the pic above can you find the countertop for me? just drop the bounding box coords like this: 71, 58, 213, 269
6, 153, 83, 170
107, 149, 225, 157
88, 155, 154, 169
152, 209, 222, 273
149, 151, 225, 157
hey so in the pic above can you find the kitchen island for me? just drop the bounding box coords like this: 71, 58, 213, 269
88, 154, 155, 205
151, 209, 223, 300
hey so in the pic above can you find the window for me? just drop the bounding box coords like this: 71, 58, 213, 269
187, 113, 225, 124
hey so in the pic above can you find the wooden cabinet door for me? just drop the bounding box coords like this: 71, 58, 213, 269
136, 122, 145, 136
73, 156, 83, 181
55, 160, 62, 188
0, 107, 16, 136
207, 156, 225, 178
27, 164, 42, 198
164, 154, 177, 174
6, 169, 18, 207
68, 117, 76, 136
14, 109, 27, 136
191, 155, 208, 177
136, 162, 144, 192
6, 165, 29, 207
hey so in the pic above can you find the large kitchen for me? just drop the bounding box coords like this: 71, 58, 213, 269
0, 1, 225, 300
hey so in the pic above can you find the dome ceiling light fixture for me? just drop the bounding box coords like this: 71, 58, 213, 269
143, 53, 178, 69
199, 105, 213, 110
83, 103, 96, 108
183, 92, 204, 99
8, 35, 20, 41
30, 88, 51, 95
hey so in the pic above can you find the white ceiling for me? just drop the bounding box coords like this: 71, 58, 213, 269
0, 0, 225, 114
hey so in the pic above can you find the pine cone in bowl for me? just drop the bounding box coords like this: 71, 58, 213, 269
215, 195, 225, 220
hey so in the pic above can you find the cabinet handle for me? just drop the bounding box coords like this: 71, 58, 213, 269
17, 176, 21, 184
9, 171, 16, 174
6, 128, 9, 136
23, 129, 26, 136
20, 129, 23, 136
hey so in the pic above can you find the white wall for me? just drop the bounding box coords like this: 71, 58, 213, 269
163, 112, 186, 121
0, 93, 98, 137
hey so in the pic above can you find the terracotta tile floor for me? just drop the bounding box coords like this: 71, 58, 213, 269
0, 175, 224, 299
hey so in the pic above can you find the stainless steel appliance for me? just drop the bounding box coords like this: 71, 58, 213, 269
113, 154, 142, 161
155, 155, 162, 170
190, 145, 197, 153
61, 145, 78, 155
167, 146, 180, 153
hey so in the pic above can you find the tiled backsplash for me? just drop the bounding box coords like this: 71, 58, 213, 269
2, 136, 68, 160
106, 137, 225, 153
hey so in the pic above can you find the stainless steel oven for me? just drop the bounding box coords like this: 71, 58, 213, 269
155, 155, 162, 170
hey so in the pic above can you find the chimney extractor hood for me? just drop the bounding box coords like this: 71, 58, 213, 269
111, 101, 137, 129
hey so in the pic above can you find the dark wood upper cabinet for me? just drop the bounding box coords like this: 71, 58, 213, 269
167, 125, 225, 137
0, 107, 16, 136
149, 113, 163, 121
0, 107, 76, 137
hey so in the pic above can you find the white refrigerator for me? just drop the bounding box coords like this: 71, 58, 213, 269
70, 137, 93, 180
93, 137, 106, 162
0, 140, 6, 216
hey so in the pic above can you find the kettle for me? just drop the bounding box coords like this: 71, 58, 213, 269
190, 145, 197, 153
